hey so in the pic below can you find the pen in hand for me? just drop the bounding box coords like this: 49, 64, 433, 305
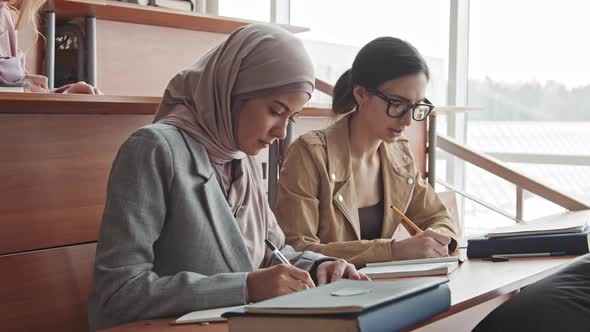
390, 205, 423, 234
264, 239, 291, 265
390, 205, 452, 250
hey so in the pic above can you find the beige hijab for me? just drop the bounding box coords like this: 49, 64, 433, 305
153, 24, 315, 268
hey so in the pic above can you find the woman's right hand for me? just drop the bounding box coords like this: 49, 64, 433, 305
391, 229, 451, 260
246, 264, 315, 303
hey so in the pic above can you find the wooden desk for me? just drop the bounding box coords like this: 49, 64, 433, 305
0, 92, 161, 114
0, 93, 331, 116
47, 0, 308, 34
100, 254, 583, 332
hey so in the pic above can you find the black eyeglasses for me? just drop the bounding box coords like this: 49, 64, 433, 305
367, 88, 435, 121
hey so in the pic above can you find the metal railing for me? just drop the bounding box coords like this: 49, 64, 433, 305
437, 134, 590, 221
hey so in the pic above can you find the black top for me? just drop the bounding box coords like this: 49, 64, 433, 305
358, 201, 384, 240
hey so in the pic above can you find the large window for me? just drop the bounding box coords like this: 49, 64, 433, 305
290, 0, 450, 106
462, 0, 590, 235
216, 1, 590, 236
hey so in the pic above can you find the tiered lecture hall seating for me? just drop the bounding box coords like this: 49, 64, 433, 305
0, 3, 430, 330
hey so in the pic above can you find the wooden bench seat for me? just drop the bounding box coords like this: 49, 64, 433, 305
0, 244, 96, 331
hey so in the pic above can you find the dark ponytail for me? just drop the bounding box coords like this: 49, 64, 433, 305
332, 69, 356, 114
331, 37, 429, 115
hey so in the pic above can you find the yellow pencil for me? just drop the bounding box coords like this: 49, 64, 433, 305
390, 205, 423, 234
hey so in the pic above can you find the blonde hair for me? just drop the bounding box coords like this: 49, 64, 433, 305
7, 0, 47, 32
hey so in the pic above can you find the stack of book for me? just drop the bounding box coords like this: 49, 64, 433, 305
0, 82, 25, 92
359, 256, 461, 278
468, 211, 590, 258
174, 279, 451, 332
148, 0, 200, 12
119, 0, 204, 12
222, 279, 450, 332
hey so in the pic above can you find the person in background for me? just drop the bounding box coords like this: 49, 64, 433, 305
0, 0, 100, 93
88, 24, 367, 331
473, 253, 590, 332
275, 37, 459, 268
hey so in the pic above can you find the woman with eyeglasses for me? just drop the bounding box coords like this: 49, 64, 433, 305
275, 37, 459, 267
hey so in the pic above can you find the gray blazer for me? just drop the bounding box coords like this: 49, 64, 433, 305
88, 124, 330, 331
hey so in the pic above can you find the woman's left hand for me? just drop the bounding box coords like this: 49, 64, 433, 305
316, 259, 371, 285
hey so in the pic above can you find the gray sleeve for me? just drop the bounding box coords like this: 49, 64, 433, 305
264, 207, 335, 277
283, 245, 336, 284
91, 128, 247, 330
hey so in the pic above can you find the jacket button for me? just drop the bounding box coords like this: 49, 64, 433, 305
403, 155, 408, 161
337, 194, 343, 202
331, 173, 336, 181
407, 178, 414, 185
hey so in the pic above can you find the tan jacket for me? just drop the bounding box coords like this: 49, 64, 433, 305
275, 115, 458, 267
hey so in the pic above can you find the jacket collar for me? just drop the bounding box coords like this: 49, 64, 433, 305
379, 142, 415, 238
323, 114, 416, 240
179, 129, 215, 180
324, 115, 359, 237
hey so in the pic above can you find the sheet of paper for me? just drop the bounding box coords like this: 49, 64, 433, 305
485, 219, 587, 238
360, 262, 459, 279
366, 256, 459, 268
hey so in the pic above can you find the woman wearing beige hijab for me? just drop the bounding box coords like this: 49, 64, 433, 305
88, 24, 365, 331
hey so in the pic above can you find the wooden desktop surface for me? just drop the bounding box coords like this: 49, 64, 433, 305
100, 254, 583, 332
0, 93, 161, 114
0, 93, 332, 116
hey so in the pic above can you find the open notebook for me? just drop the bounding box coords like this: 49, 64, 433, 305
359, 261, 459, 278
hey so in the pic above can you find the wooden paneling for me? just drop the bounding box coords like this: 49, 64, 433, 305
0, 114, 152, 254
0, 243, 96, 332
95, 20, 227, 96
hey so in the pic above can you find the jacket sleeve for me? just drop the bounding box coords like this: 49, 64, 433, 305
275, 140, 395, 268
90, 128, 247, 331
263, 204, 335, 278
404, 155, 460, 252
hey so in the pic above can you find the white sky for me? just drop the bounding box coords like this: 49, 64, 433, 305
469, 0, 590, 89
220, 0, 590, 89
